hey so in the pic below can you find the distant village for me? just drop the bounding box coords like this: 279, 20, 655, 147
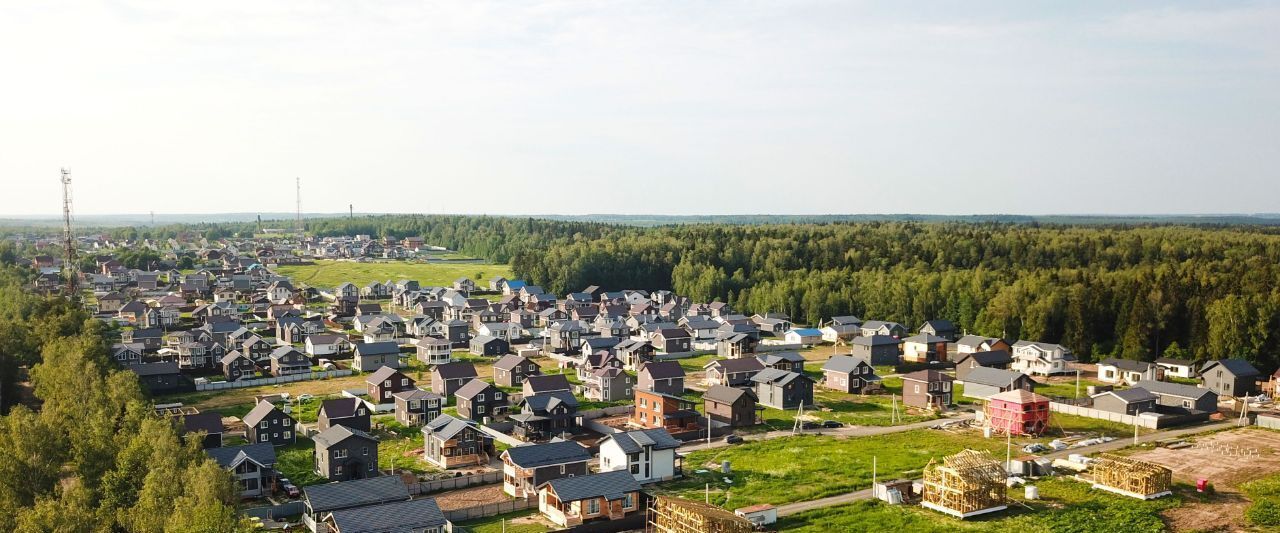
13, 231, 1280, 533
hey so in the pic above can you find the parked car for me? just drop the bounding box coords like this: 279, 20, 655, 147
801, 421, 822, 430
296, 394, 314, 402
822, 420, 844, 428
724, 435, 744, 444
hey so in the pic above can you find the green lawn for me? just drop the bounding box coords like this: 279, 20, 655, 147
274, 259, 513, 290
673, 353, 719, 373
276, 439, 324, 486
457, 510, 552, 533
1242, 471, 1280, 528
775, 478, 1179, 533
659, 430, 1006, 508
1033, 377, 1108, 399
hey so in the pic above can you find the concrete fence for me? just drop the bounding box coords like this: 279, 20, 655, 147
241, 501, 305, 520
416, 471, 502, 495
444, 497, 536, 523
196, 369, 353, 391
1049, 402, 1159, 428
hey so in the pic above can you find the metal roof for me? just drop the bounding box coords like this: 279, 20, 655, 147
327, 497, 447, 533
501, 440, 591, 468
542, 470, 641, 502
304, 476, 411, 513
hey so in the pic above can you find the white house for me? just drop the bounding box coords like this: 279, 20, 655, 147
305, 334, 350, 357
1010, 341, 1075, 376
1096, 358, 1163, 386
597, 428, 681, 483
783, 328, 822, 346
1154, 357, 1197, 379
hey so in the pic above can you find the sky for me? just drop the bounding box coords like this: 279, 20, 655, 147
1, 1, 1277, 217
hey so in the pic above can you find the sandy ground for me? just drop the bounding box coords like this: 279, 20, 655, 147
432, 484, 510, 511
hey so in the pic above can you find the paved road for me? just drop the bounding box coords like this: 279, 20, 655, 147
772, 419, 1243, 517
678, 414, 976, 453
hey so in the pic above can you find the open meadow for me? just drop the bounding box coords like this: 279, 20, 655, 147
274, 259, 514, 289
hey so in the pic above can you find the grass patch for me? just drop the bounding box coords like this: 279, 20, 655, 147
457, 510, 552, 533
274, 259, 513, 290
276, 439, 324, 486
1033, 377, 1108, 399
1242, 471, 1280, 528
209, 402, 256, 420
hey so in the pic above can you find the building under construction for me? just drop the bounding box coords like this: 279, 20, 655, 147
921, 449, 1008, 519
983, 389, 1051, 436
1090, 454, 1173, 500
645, 496, 755, 533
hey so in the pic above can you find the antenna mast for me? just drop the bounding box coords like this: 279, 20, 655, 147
295, 177, 302, 237
60, 168, 77, 293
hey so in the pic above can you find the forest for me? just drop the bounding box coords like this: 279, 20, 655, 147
0, 259, 246, 532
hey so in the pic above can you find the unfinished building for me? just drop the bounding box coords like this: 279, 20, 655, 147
983, 389, 1051, 436
921, 449, 1008, 518
645, 496, 756, 533
1090, 454, 1173, 500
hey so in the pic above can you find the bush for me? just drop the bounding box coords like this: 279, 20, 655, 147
1246, 500, 1280, 527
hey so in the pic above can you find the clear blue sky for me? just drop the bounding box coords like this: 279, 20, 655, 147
1, 1, 1276, 216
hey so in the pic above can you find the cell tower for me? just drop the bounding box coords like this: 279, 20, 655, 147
349, 204, 353, 219
295, 177, 303, 237
60, 168, 77, 293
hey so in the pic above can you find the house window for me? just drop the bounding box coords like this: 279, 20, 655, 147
478, 405, 486, 414
1183, 399, 1192, 408
361, 447, 368, 456
334, 449, 347, 459
630, 464, 640, 474
560, 464, 566, 475
260, 421, 268, 429
478, 393, 485, 402
586, 498, 601, 514
260, 434, 269, 442
335, 465, 343, 475
284, 431, 291, 439
913, 385, 920, 394
624, 493, 634, 509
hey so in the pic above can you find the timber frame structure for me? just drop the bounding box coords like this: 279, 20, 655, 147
1090, 454, 1173, 500
644, 496, 754, 533
921, 449, 1008, 519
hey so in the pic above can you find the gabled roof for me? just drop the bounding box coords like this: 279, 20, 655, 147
242, 400, 289, 427
129, 361, 181, 376
600, 428, 681, 454
702, 384, 756, 404
365, 365, 405, 385
523, 374, 572, 393
1099, 358, 1156, 373
393, 388, 440, 402
1135, 379, 1217, 400
422, 414, 479, 441
303, 475, 410, 513
852, 335, 900, 347
1095, 387, 1159, 404
750, 368, 812, 386
1154, 357, 1196, 367
502, 440, 590, 468
521, 390, 579, 412
182, 412, 224, 435
758, 351, 805, 364
919, 319, 956, 332
205, 443, 275, 469
327, 497, 448, 533
955, 334, 1000, 348
269, 346, 305, 361
788, 328, 822, 337
956, 349, 1013, 367
988, 389, 1050, 404
433, 361, 479, 380
705, 357, 764, 373
902, 369, 954, 383
354, 341, 401, 357
1201, 359, 1261, 378
902, 333, 947, 344
455, 378, 496, 399
319, 397, 365, 420
313, 424, 377, 448
542, 470, 641, 502
822, 355, 872, 374
493, 353, 535, 371
639, 361, 685, 380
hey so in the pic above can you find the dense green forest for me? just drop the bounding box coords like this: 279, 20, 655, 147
8, 215, 1280, 369
0, 260, 245, 532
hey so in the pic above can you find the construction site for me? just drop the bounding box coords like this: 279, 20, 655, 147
920, 449, 1009, 519
644, 496, 757, 533
982, 389, 1051, 436
1088, 453, 1174, 500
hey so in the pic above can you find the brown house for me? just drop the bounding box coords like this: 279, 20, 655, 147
631, 389, 700, 431
702, 385, 763, 428
901, 369, 954, 410
422, 414, 494, 469
493, 353, 541, 388
365, 366, 416, 404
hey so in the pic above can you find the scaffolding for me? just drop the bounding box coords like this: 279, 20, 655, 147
921, 449, 1008, 519
1090, 454, 1173, 500
983, 389, 1051, 436
645, 496, 755, 533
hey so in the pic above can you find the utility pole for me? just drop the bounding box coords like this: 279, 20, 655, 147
60, 168, 77, 294
295, 177, 303, 237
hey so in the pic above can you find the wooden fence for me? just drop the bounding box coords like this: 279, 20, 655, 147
415, 471, 503, 495
444, 497, 536, 522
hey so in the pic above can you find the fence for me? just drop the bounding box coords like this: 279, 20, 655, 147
196, 369, 353, 391
478, 423, 525, 448
1050, 402, 1160, 428
241, 501, 305, 520
416, 471, 503, 494
443, 497, 536, 522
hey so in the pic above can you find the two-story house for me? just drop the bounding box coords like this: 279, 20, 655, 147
501, 440, 591, 498
243, 400, 297, 446
820, 355, 882, 394
318, 397, 371, 432
902, 369, 954, 410
750, 369, 814, 410
393, 389, 443, 426
455, 379, 508, 421
598, 428, 681, 483
636, 361, 685, 396
313, 425, 379, 481
431, 362, 479, 401
1010, 341, 1075, 376
422, 414, 493, 469
493, 353, 541, 387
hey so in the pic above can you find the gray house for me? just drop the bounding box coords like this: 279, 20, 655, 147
317, 397, 371, 433
313, 425, 379, 481
820, 355, 881, 394
393, 388, 443, 426
636, 361, 685, 396
352, 341, 403, 372
431, 362, 479, 401
851, 335, 901, 366
954, 350, 1014, 382
1200, 359, 1261, 397
1135, 379, 1219, 412
751, 368, 815, 410
500, 440, 592, 498
585, 367, 634, 402
960, 366, 1035, 400
324, 498, 450, 533
205, 443, 276, 498
1091, 387, 1159, 415
302, 476, 410, 530
703, 357, 764, 388
493, 353, 541, 387
455, 379, 507, 422
243, 400, 297, 446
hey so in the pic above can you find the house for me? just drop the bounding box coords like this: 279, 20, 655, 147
318, 398, 371, 433
1097, 358, 1163, 386
352, 341, 402, 372
821, 355, 882, 394
757, 351, 805, 373
414, 337, 453, 366
511, 391, 580, 442
537, 470, 643, 528
851, 335, 901, 366
522, 374, 573, 397
716, 333, 758, 358
313, 425, 379, 481
393, 389, 442, 426
820, 323, 861, 343
901, 334, 949, 363
859, 320, 906, 338
128, 362, 191, 395
548, 321, 585, 353
651, 328, 692, 353
751, 369, 814, 410
452, 277, 477, 292
111, 343, 144, 366
1011, 341, 1075, 376
680, 317, 721, 340
421, 414, 493, 469
501, 440, 592, 498
960, 367, 1036, 400
1135, 380, 1219, 412
431, 362, 479, 400
302, 476, 411, 532
206, 443, 276, 498
243, 400, 297, 446
493, 353, 541, 387
901, 369, 954, 410
703, 385, 763, 428
1154, 357, 1197, 379
269, 346, 312, 376
631, 389, 700, 431
616, 339, 656, 369
455, 379, 507, 421
241, 335, 274, 364
323, 498, 450, 533
333, 282, 359, 299
1200, 359, 1261, 397
702, 357, 764, 388
360, 317, 398, 343
954, 350, 1014, 382
598, 428, 681, 483
360, 281, 389, 299
470, 335, 510, 356
584, 367, 634, 402
783, 328, 822, 346
918, 320, 958, 341
636, 361, 685, 396
954, 335, 1011, 356
97, 292, 126, 314
121, 327, 164, 352
305, 334, 350, 358
984, 389, 1051, 436
1092, 388, 1160, 415
366, 366, 415, 404
181, 412, 225, 449
444, 319, 472, 347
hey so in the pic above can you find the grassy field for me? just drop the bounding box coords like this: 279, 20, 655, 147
457, 510, 553, 533
1242, 471, 1280, 528
274, 259, 513, 290
775, 478, 1179, 533
276, 439, 325, 486
1033, 376, 1109, 399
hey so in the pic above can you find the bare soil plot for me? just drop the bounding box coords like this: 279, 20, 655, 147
1130, 427, 1280, 488
432, 484, 510, 512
